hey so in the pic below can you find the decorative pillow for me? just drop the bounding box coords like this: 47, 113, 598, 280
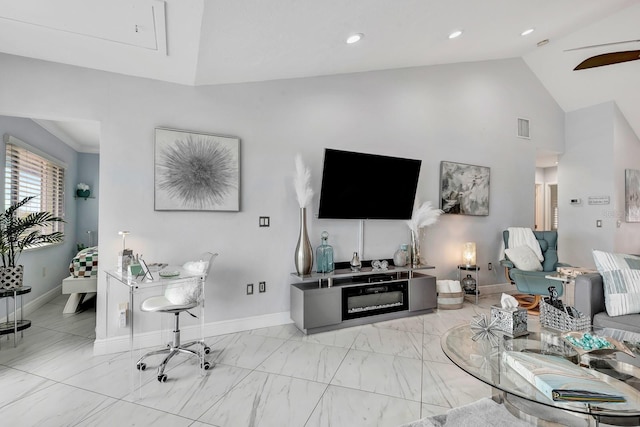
505, 246, 543, 271
592, 250, 640, 317
165, 278, 201, 306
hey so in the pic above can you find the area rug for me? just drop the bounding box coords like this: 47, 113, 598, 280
399, 398, 532, 427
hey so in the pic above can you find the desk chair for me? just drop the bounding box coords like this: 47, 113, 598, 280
136, 252, 217, 382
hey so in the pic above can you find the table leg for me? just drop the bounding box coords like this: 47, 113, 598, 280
13, 291, 17, 347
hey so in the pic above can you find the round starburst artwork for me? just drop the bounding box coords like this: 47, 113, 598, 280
155, 129, 239, 211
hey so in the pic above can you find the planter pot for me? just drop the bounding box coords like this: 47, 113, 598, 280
0, 265, 24, 290
76, 189, 91, 198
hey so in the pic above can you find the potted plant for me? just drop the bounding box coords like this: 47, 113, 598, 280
0, 196, 64, 289
76, 183, 91, 199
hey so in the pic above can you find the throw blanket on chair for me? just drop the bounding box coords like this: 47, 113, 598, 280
498, 227, 543, 262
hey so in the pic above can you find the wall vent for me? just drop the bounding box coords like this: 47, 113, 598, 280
517, 118, 530, 139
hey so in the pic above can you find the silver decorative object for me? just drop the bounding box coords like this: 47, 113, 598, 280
470, 314, 500, 347
350, 252, 361, 271
539, 299, 590, 332
294, 207, 313, 275
410, 230, 421, 268
490, 306, 528, 337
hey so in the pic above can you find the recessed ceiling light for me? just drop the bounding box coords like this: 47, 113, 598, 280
448, 30, 463, 39
346, 33, 364, 44
521, 28, 535, 36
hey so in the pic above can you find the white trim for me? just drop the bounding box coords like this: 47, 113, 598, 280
93, 311, 293, 355
5, 284, 63, 319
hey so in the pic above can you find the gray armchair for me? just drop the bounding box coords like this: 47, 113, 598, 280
500, 230, 569, 311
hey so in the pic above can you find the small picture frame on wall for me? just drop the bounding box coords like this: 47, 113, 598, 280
439, 161, 490, 216
154, 128, 240, 211
625, 169, 640, 222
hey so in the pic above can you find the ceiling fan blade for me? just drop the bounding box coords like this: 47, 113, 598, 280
574, 50, 640, 70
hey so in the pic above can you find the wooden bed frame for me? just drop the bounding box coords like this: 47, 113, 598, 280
62, 275, 97, 313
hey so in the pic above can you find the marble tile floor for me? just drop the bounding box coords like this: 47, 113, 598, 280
0, 292, 519, 427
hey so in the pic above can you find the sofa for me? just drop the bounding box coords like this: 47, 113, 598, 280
574, 273, 640, 334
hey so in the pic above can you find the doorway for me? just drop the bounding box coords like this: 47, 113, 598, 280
534, 182, 558, 231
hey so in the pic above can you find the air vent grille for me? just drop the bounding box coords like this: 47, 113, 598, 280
518, 118, 530, 139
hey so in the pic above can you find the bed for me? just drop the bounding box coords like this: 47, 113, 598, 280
62, 246, 98, 313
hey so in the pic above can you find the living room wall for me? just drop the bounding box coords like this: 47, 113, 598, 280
560, 101, 640, 267
0, 53, 566, 350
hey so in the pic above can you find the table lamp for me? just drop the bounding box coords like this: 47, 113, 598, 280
462, 242, 476, 267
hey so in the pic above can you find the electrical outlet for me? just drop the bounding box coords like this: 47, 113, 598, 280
488, 262, 492, 271
247, 284, 254, 295
259, 281, 266, 293
118, 302, 128, 328
596, 219, 602, 228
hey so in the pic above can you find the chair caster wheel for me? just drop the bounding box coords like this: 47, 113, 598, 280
204, 346, 211, 354
202, 361, 211, 370
158, 374, 167, 382
136, 362, 146, 371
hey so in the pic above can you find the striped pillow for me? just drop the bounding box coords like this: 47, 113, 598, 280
592, 250, 640, 317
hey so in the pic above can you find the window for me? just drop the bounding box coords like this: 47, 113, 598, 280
4, 135, 66, 236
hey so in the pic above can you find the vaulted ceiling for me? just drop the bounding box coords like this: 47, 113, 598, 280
1, 0, 639, 159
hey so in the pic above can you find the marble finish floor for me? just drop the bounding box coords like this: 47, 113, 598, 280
0, 293, 516, 426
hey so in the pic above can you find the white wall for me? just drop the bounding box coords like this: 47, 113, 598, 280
0, 115, 79, 315
560, 101, 640, 268
613, 104, 640, 253
0, 53, 566, 349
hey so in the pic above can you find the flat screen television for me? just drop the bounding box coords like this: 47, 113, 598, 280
318, 149, 422, 220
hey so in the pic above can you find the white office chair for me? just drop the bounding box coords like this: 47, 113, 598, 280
136, 252, 217, 382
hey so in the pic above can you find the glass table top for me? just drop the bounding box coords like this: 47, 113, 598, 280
441, 324, 640, 419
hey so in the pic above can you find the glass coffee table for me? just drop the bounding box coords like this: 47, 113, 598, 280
442, 324, 640, 426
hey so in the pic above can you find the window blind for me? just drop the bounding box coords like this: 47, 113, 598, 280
4, 139, 65, 235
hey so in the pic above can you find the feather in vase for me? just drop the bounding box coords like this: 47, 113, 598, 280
406, 201, 443, 234
293, 154, 313, 208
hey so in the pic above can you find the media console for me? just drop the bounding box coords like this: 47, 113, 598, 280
290, 264, 436, 334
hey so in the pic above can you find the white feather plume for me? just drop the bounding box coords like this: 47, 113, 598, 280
293, 154, 313, 208
405, 201, 443, 234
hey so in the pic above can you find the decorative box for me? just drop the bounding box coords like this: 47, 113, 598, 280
490, 306, 528, 337
539, 299, 590, 332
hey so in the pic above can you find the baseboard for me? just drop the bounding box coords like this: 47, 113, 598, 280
479, 283, 515, 295
93, 310, 293, 355
5, 284, 62, 318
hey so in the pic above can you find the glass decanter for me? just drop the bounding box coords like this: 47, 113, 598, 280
316, 231, 335, 273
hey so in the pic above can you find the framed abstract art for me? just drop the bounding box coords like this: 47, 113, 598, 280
625, 169, 640, 222
154, 128, 240, 211
439, 161, 490, 216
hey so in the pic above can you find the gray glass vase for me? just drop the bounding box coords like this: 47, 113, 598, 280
294, 207, 313, 275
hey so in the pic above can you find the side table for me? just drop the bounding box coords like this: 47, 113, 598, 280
458, 265, 480, 304
0, 286, 32, 348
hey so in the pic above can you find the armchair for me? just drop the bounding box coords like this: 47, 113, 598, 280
500, 230, 569, 312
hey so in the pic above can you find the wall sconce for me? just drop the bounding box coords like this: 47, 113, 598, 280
462, 242, 476, 267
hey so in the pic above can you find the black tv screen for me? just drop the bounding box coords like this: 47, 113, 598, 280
318, 149, 422, 220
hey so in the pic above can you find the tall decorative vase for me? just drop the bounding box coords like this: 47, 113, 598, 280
294, 207, 313, 275
411, 230, 421, 268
